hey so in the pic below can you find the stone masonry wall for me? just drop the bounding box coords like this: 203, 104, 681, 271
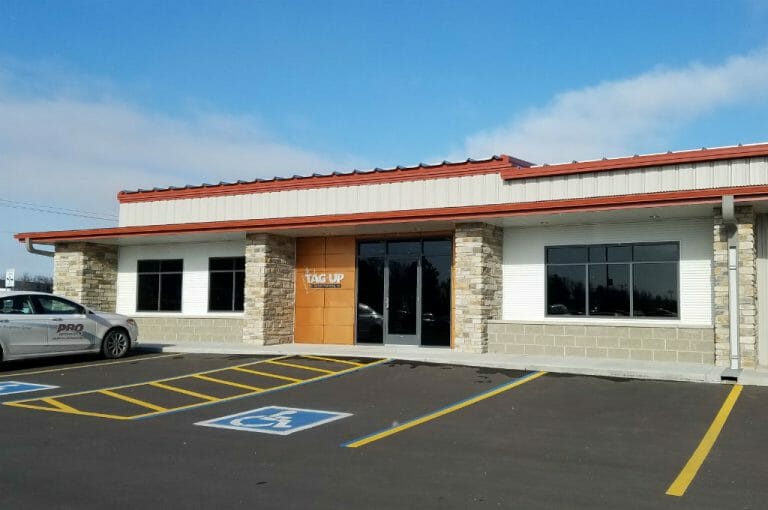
713, 206, 758, 367
134, 317, 244, 343
53, 242, 118, 312
243, 233, 296, 345
454, 223, 503, 353
488, 322, 715, 363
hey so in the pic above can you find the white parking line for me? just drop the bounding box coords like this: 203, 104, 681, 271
0, 353, 179, 378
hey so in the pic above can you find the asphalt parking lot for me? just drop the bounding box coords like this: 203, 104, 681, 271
0, 350, 766, 509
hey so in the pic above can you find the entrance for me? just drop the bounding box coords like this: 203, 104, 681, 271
356, 238, 452, 346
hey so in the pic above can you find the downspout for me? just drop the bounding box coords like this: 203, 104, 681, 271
721, 195, 741, 374
25, 238, 54, 257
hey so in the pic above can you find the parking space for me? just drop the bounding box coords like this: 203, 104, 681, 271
0, 353, 766, 509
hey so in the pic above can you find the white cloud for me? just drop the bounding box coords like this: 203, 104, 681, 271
464, 48, 768, 164
0, 62, 360, 216
0, 60, 363, 275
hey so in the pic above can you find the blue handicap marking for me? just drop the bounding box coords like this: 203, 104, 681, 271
196, 406, 352, 436
0, 381, 58, 396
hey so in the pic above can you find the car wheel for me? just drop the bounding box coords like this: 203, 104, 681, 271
101, 328, 130, 359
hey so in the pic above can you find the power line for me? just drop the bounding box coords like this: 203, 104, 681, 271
0, 198, 117, 219
0, 201, 118, 222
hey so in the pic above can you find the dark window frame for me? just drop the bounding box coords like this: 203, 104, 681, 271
208, 257, 246, 312
545, 242, 680, 319
136, 259, 184, 312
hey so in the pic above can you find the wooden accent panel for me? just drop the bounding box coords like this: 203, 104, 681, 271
294, 236, 356, 344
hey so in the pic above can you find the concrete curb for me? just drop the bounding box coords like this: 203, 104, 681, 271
140, 342, 768, 386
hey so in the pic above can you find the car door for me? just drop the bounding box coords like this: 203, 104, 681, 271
31, 295, 96, 353
0, 294, 50, 356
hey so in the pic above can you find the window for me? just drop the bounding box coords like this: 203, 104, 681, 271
32, 295, 84, 315
545, 242, 679, 319
208, 257, 245, 312
137, 259, 183, 312
0, 295, 34, 314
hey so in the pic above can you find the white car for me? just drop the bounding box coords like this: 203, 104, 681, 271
0, 292, 138, 361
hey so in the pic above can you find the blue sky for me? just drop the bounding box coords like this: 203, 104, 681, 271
1, 0, 768, 276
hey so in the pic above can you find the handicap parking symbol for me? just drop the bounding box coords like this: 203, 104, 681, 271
195, 406, 352, 436
0, 381, 58, 396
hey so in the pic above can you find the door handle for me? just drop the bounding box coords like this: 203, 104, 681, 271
385, 297, 389, 309
50, 318, 64, 322
0, 319, 8, 323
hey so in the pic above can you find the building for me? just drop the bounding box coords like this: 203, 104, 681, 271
16, 143, 768, 371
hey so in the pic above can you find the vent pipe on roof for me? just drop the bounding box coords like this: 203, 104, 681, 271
721, 195, 741, 375
25, 239, 54, 258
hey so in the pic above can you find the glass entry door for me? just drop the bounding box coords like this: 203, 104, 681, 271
385, 241, 421, 345
356, 238, 451, 347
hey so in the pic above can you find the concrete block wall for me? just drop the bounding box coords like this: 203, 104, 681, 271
243, 233, 296, 345
453, 223, 503, 353
487, 322, 715, 363
713, 206, 758, 367
53, 242, 118, 312
134, 317, 244, 343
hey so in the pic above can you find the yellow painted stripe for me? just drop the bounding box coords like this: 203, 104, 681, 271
344, 371, 547, 448
302, 355, 364, 367
100, 389, 168, 412
5, 357, 391, 421
231, 367, 302, 383
194, 374, 264, 392
149, 381, 219, 402
4, 400, 133, 420
666, 384, 743, 497
0, 353, 178, 378
40, 397, 80, 413
3, 355, 289, 403
265, 360, 335, 374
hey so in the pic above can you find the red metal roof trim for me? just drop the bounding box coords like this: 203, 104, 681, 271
500, 143, 768, 180
18, 184, 768, 245
119, 154, 533, 204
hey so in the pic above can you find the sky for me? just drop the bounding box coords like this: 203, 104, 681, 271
1, 0, 767, 276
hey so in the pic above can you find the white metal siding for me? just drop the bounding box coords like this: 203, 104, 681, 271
502, 219, 713, 326
116, 241, 246, 316
118, 157, 768, 227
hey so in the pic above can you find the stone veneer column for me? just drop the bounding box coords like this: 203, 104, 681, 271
713, 206, 758, 367
53, 242, 118, 312
243, 233, 296, 345
453, 223, 503, 353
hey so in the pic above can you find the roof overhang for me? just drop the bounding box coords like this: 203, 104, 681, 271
16, 185, 768, 246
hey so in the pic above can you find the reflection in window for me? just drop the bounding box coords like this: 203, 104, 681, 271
546, 242, 679, 319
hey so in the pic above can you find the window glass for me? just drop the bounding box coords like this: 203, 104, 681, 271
137, 260, 160, 272
159, 274, 183, 311
387, 240, 420, 256
588, 264, 630, 316
546, 265, 586, 315
633, 263, 678, 317
0, 296, 33, 314
546, 246, 587, 264
607, 245, 632, 262
546, 242, 679, 319
208, 257, 245, 312
423, 239, 452, 256
358, 242, 385, 257
137, 274, 160, 312
137, 259, 183, 312
210, 258, 235, 271
588, 246, 606, 263
34, 296, 82, 315
633, 243, 679, 262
